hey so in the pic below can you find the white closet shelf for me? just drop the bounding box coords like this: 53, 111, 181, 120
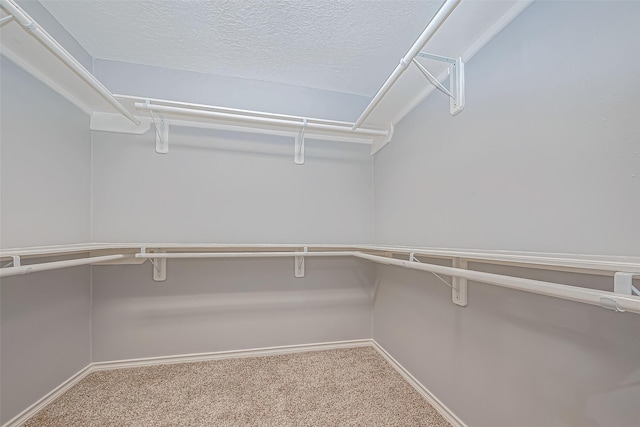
2, 243, 638, 276
91, 96, 393, 153
0, 0, 138, 123
2, 242, 639, 314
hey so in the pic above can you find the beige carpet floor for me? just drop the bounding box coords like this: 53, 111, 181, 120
25, 346, 450, 426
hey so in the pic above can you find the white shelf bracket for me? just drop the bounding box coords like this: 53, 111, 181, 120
3, 255, 21, 268
414, 52, 465, 115
295, 246, 307, 278
411, 253, 467, 307
148, 103, 169, 154
614, 272, 639, 296
149, 249, 166, 282
294, 119, 307, 165
452, 258, 468, 307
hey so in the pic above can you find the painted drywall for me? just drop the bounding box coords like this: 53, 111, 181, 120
372, 2, 640, 426
93, 59, 370, 122
0, 56, 91, 248
91, 257, 373, 362
373, 263, 640, 427
0, 54, 92, 423
374, 1, 640, 256
91, 127, 373, 244
0, 265, 91, 424
44, 1, 443, 97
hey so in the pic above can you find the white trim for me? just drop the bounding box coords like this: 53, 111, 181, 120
392, 0, 534, 125
2, 364, 92, 427
0, 49, 92, 117
371, 340, 467, 427
90, 339, 372, 371
2, 340, 463, 427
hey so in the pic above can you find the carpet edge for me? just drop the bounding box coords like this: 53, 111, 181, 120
370, 339, 467, 427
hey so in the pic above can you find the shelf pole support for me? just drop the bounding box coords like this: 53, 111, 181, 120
0, 13, 13, 24
152, 249, 167, 282
294, 119, 306, 165
148, 103, 169, 154
295, 247, 307, 278
452, 258, 468, 307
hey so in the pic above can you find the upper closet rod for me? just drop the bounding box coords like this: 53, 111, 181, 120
136, 102, 388, 138
120, 96, 360, 128
353, 0, 462, 129
0, 0, 140, 125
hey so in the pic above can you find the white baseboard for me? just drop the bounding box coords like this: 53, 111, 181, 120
371, 339, 467, 427
3, 339, 463, 427
3, 364, 92, 427
90, 339, 373, 371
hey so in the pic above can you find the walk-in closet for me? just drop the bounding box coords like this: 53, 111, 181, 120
1, 0, 639, 426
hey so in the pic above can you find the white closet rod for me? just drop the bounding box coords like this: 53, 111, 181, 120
353, 0, 462, 129
0, 254, 125, 278
120, 96, 359, 128
135, 103, 388, 138
0, 0, 140, 125
134, 250, 640, 314
136, 251, 356, 259
353, 252, 640, 314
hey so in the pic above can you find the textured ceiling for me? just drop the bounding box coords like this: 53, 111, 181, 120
40, 0, 445, 97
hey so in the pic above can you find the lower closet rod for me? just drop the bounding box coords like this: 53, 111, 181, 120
135, 251, 357, 259
0, 254, 125, 278
353, 252, 640, 314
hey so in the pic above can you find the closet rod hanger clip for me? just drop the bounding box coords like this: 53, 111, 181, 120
614, 272, 640, 296
294, 118, 307, 165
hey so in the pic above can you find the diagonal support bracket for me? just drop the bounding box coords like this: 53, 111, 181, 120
409, 253, 467, 307
415, 52, 465, 115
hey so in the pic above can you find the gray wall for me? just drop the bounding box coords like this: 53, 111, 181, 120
0, 56, 91, 248
91, 60, 374, 244
0, 265, 91, 425
91, 127, 373, 244
15, 0, 92, 71
373, 263, 640, 427
91, 257, 373, 362
93, 59, 369, 122
372, 2, 640, 426
0, 56, 92, 423
374, 1, 640, 256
